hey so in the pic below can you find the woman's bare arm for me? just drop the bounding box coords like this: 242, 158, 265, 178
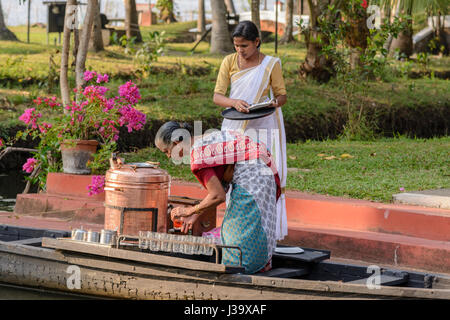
173, 175, 226, 233
213, 93, 250, 113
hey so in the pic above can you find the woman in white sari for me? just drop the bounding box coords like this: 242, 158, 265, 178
213, 21, 288, 241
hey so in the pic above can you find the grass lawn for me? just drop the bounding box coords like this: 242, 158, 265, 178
1, 23, 449, 203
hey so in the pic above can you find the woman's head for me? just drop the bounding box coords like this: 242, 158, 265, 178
155, 121, 193, 158
232, 21, 261, 58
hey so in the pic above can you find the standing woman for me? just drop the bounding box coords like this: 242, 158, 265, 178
213, 20, 288, 241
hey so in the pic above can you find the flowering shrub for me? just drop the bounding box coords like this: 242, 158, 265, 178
14, 71, 147, 195
87, 175, 106, 196
22, 158, 38, 173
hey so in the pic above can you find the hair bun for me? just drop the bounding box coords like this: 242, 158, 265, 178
180, 122, 193, 132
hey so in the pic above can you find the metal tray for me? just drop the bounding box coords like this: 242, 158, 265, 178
221, 107, 276, 120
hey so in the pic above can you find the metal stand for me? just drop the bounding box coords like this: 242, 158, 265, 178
104, 204, 158, 234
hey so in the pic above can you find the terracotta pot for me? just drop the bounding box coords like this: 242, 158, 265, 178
60, 139, 98, 175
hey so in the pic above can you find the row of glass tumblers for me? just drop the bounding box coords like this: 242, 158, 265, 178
138, 231, 218, 255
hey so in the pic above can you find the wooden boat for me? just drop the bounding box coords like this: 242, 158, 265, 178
1, 224, 449, 300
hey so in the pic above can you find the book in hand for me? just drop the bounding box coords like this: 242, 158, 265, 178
247, 99, 276, 112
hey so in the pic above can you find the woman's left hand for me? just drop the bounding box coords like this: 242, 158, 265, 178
272, 95, 286, 108
271, 99, 279, 108
170, 206, 191, 220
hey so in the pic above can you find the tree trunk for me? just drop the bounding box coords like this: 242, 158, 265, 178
124, 0, 142, 42
224, 0, 236, 16
299, 0, 334, 82
72, 28, 79, 70
75, 0, 97, 96
157, 0, 177, 23
0, 0, 18, 41
196, 0, 205, 41
383, 0, 397, 52
92, 1, 104, 52
281, 0, 295, 44
389, 1, 413, 58
210, 0, 233, 54
343, 4, 369, 70
251, 0, 261, 33
60, 0, 78, 110
435, 12, 449, 55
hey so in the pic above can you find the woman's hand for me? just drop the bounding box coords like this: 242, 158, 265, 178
272, 95, 287, 108
180, 214, 199, 233
271, 98, 280, 108
232, 99, 250, 113
170, 206, 191, 220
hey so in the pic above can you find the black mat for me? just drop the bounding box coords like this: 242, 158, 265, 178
221, 107, 276, 120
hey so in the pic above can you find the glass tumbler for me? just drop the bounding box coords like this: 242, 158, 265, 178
148, 231, 160, 252
138, 231, 147, 249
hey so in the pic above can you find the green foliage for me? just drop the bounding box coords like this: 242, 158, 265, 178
156, 0, 174, 11
316, 2, 411, 140
88, 141, 117, 175
134, 31, 167, 75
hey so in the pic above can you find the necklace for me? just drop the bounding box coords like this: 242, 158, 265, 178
238, 51, 262, 70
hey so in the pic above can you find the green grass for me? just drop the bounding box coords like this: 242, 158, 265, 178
285, 137, 450, 202
121, 136, 450, 203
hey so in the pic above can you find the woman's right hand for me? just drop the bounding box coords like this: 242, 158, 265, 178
180, 214, 200, 233
232, 99, 250, 113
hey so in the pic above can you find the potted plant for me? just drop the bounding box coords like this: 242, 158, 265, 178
13, 70, 146, 196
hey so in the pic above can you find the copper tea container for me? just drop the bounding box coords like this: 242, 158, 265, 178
104, 164, 170, 236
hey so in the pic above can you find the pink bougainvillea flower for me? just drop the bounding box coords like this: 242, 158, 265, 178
118, 81, 141, 104
103, 98, 116, 112
19, 108, 42, 129
38, 122, 52, 134
361, 0, 368, 9
87, 175, 105, 196
22, 158, 37, 174
0, 138, 4, 148
33, 97, 43, 106
83, 70, 97, 82
44, 96, 60, 108
118, 105, 146, 133
96, 73, 109, 84
399, 187, 405, 192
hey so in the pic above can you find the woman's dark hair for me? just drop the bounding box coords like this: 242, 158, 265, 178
155, 121, 193, 148
232, 20, 261, 48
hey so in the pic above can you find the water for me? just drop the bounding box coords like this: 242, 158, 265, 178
0, 170, 37, 212
1, 0, 263, 27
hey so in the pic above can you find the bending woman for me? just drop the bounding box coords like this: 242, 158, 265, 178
213, 20, 288, 241
155, 121, 281, 274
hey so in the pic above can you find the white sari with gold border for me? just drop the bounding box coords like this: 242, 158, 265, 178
221, 55, 288, 241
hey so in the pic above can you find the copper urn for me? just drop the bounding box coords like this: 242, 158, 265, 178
104, 164, 170, 236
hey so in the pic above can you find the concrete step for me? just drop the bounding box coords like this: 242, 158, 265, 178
281, 225, 450, 274
393, 189, 450, 210
14, 193, 104, 224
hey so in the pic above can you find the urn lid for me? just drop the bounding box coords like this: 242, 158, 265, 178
106, 163, 170, 184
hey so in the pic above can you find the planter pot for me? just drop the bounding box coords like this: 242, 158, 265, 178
60, 139, 99, 175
